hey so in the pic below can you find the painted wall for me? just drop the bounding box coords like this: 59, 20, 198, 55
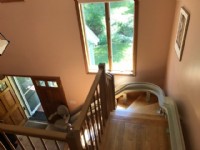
0, 0, 94, 110
115, 0, 175, 88
0, 0, 175, 111
165, 0, 200, 149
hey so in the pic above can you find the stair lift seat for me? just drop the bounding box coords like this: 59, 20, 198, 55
48, 105, 71, 131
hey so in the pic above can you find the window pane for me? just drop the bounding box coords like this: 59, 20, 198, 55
110, 1, 134, 72
82, 3, 109, 71
0, 82, 7, 92
48, 81, 58, 88
14, 77, 33, 93
14, 77, 40, 112
36, 80, 46, 87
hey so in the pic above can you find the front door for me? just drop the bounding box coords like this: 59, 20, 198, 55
31, 77, 68, 122
0, 77, 27, 125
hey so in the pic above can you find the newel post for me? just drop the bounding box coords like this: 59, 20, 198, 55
108, 73, 115, 111
98, 63, 108, 123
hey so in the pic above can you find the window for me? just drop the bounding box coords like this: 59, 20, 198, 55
47, 81, 58, 88
0, 81, 7, 92
76, 0, 137, 75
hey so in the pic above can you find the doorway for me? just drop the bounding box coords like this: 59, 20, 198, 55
9, 76, 47, 122
8, 76, 68, 124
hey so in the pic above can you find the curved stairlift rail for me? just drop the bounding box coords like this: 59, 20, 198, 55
115, 82, 185, 150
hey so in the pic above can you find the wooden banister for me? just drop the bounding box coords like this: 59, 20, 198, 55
69, 63, 115, 150
0, 63, 115, 150
0, 124, 68, 141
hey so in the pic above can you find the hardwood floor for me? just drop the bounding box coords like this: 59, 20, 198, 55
100, 92, 171, 150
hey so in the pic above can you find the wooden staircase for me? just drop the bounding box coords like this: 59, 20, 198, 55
0, 65, 185, 150
100, 92, 170, 150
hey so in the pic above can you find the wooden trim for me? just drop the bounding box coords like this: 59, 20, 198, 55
75, 1, 90, 73
105, 3, 112, 71
0, 0, 23, 2
133, 0, 139, 76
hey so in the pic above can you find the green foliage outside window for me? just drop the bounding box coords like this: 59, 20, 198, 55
83, 1, 134, 68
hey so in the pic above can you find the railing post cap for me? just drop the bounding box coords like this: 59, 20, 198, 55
98, 63, 105, 70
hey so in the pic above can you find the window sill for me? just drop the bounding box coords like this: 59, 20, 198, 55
87, 69, 135, 76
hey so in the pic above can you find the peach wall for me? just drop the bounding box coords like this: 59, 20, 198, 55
115, 0, 176, 88
165, 0, 200, 149
0, 0, 175, 111
0, 0, 94, 110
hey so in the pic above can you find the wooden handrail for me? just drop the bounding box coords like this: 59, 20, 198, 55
73, 68, 103, 130
0, 124, 68, 141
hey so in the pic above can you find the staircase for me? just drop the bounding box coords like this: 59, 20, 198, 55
100, 91, 170, 150
0, 65, 185, 150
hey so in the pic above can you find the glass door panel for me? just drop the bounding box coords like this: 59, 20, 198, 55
13, 77, 41, 116
82, 3, 109, 71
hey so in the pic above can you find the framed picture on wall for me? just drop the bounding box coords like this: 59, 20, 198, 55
175, 7, 190, 61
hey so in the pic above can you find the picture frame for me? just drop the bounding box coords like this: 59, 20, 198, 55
175, 7, 190, 61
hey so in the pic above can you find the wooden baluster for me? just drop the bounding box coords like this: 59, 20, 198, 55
27, 136, 35, 149
81, 126, 89, 150
40, 138, 48, 150
96, 86, 104, 134
93, 94, 101, 142
89, 105, 99, 150
85, 116, 94, 149
1, 132, 16, 150
15, 135, 26, 150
